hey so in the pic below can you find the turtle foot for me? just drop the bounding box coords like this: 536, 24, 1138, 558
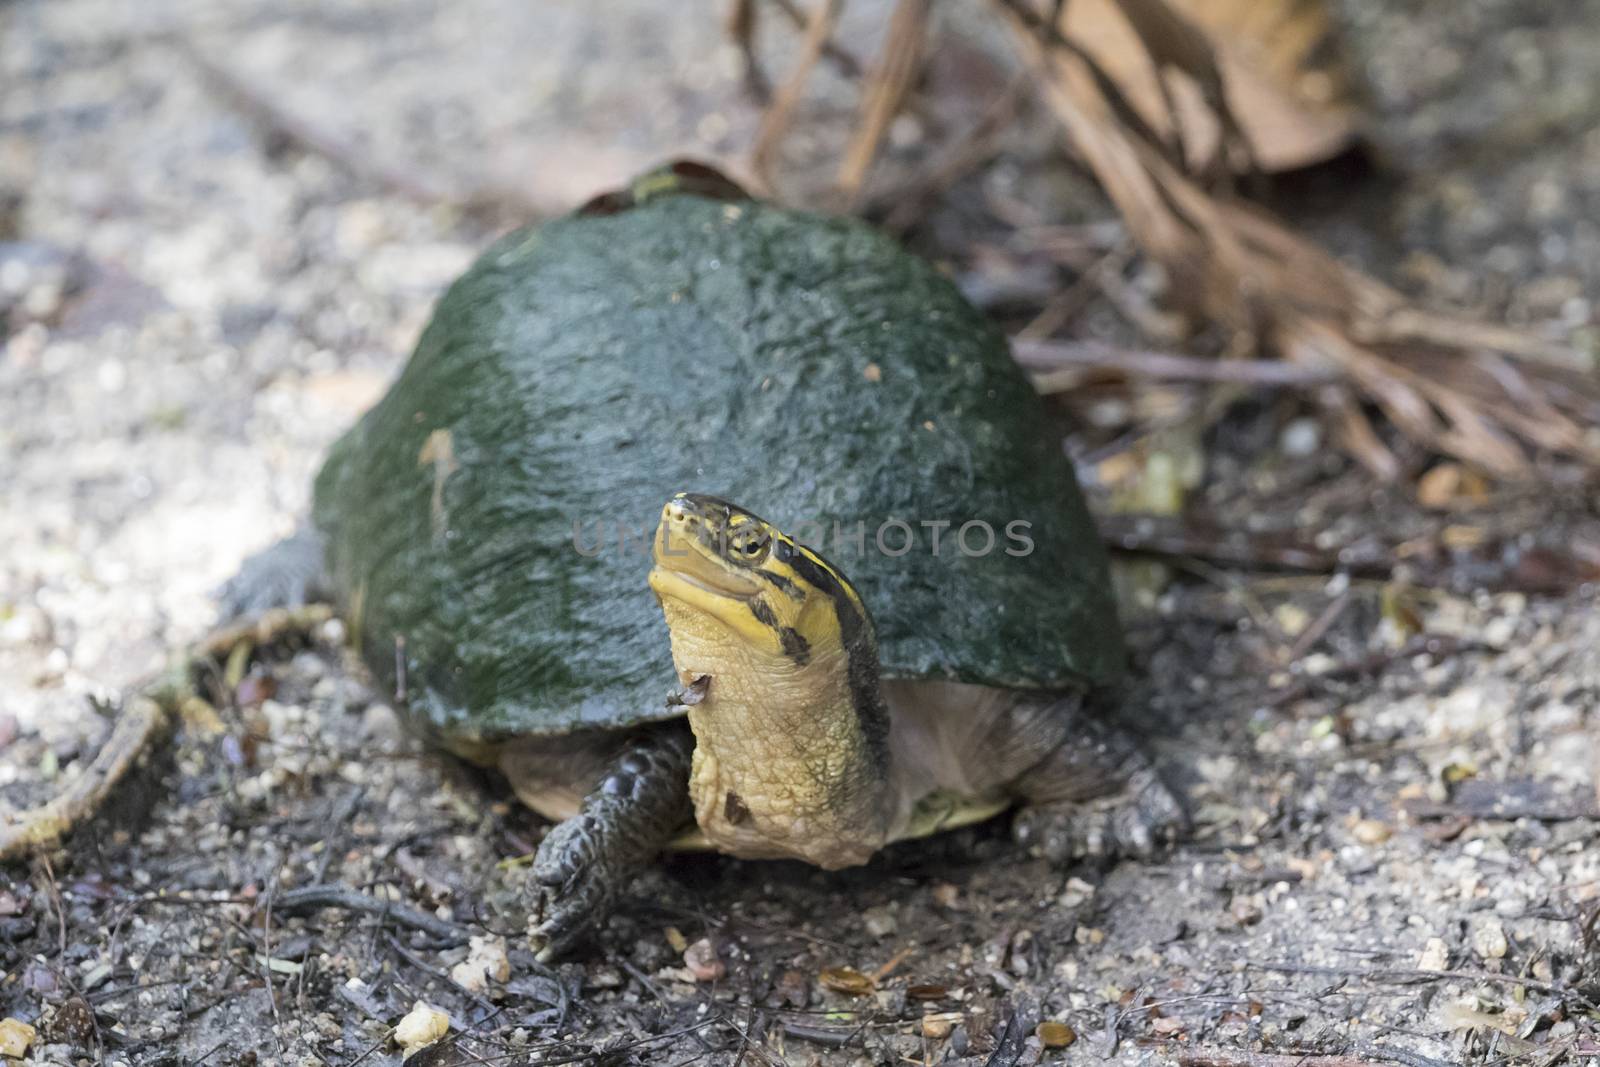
529, 811, 626, 963
1012, 767, 1188, 864
527, 727, 693, 961
216, 526, 328, 619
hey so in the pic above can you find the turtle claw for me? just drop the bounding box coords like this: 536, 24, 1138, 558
528, 812, 617, 962
525, 728, 695, 961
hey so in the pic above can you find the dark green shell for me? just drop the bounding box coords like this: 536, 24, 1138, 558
312, 174, 1122, 745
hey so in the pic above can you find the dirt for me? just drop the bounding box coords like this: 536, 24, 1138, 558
1, 1, 1597, 1065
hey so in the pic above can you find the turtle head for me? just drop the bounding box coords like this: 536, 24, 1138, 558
648, 492, 893, 865
648, 493, 868, 656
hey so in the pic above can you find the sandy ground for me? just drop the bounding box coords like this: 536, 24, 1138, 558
1, 1, 1598, 1064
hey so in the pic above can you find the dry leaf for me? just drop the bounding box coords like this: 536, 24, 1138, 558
1037, 1020, 1078, 1047
819, 966, 876, 995
996, 0, 1600, 479
1416, 462, 1490, 510
1064, 0, 1357, 172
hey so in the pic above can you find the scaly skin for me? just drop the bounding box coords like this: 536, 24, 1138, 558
1008, 694, 1190, 861
648, 494, 896, 867
528, 727, 694, 961
217, 526, 329, 618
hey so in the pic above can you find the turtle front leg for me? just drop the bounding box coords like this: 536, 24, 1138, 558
529, 726, 694, 961
1004, 695, 1190, 863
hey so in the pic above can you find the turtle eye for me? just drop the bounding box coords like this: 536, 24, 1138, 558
731, 527, 770, 561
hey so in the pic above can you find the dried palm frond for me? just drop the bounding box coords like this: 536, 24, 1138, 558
732, 0, 1598, 479
1062, 0, 1356, 172
751, 0, 845, 187
835, 0, 930, 207
995, 0, 1600, 479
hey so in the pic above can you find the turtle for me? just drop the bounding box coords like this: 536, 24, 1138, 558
222, 161, 1189, 959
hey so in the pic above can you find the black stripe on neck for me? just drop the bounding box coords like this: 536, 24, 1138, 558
776, 543, 890, 775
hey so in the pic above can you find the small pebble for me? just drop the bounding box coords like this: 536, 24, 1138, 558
683, 938, 725, 982
862, 905, 898, 939
1417, 937, 1450, 972
1280, 417, 1321, 457
1471, 919, 1508, 960
361, 703, 404, 742
1229, 894, 1264, 926
393, 1002, 449, 1055
0, 1018, 34, 1059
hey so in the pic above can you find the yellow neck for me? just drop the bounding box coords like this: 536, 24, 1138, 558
656, 596, 893, 868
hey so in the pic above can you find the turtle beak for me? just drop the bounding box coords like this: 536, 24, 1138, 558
652, 498, 761, 599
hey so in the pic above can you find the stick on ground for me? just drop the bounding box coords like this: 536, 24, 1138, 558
0, 605, 334, 861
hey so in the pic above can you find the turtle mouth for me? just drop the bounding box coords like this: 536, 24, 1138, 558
650, 564, 759, 602
651, 525, 762, 601
651, 498, 764, 600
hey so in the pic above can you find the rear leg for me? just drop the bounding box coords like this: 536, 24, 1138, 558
217, 525, 329, 618
1001, 694, 1189, 864
0, 605, 333, 859
4, 521, 332, 858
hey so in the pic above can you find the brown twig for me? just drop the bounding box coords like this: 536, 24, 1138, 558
871, 946, 913, 982
1247, 959, 1594, 1009
879, 76, 1026, 232
0, 605, 334, 861
1179, 1054, 1369, 1067
1016, 240, 1135, 340
1402, 787, 1599, 822
780, 1021, 858, 1048
835, 0, 930, 208
1098, 513, 1600, 595
726, 0, 772, 102
1260, 634, 1488, 711
274, 883, 471, 946
771, 0, 865, 78
190, 604, 333, 663
0, 697, 173, 860
751, 0, 845, 187
1176, 1047, 1447, 1067
1015, 337, 1339, 388
1285, 589, 1353, 662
